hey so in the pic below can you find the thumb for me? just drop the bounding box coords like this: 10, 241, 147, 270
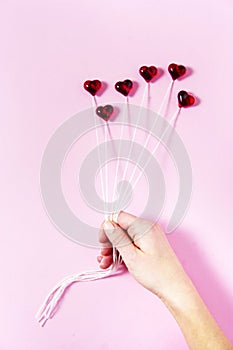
103, 221, 136, 261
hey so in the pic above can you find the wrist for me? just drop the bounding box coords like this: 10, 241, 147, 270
157, 261, 198, 313
163, 277, 198, 314
159, 271, 233, 350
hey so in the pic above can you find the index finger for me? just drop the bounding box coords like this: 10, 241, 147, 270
117, 211, 156, 251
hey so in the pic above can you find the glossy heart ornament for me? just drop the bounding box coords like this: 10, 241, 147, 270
96, 105, 114, 121
115, 79, 133, 96
84, 80, 102, 96
178, 90, 195, 108
139, 66, 158, 82
168, 63, 186, 80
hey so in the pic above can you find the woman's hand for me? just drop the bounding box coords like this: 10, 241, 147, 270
98, 211, 233, 350
98, 211, 191, 303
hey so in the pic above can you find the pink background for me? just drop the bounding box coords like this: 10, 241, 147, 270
1, 0, 233, 349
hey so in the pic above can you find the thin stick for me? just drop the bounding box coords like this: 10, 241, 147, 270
121, 86, 148, 182
114, 85, 148, 214
92, 97, 107, 219
111, 102, 127, 215
130, 108, 180, 192
117, 83, 175, 211
157, 81, 174, 115
104, 121, 110, 218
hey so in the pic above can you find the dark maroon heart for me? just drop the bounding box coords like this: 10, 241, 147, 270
96, 105, 114, 121
84, 80, 102, 96
115, 79, 133, 96
139, 66, 158, 82
168, 63, 186, 80
178, 90, 195, 107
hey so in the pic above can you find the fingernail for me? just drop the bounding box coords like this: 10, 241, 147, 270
103, 221, 115, 231
112, 212, 120, 224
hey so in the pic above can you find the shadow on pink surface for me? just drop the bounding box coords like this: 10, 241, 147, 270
166, 226, 233, 342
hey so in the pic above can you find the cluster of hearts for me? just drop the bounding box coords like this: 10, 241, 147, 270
83, 63, 195, 121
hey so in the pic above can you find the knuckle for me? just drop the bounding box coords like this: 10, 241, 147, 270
113, 230, 130, 248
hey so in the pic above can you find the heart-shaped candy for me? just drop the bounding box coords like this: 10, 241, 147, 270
139, 66, 158, 82
84, 80, 102, 96
178, 90, 195, 107
115, 79, 133, 96
96, 105, 114, 121
168, 63, 186, 80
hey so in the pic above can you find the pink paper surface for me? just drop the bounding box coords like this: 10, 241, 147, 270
1, 0, 233, 349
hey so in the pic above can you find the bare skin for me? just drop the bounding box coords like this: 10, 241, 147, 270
98, 211, 233, 350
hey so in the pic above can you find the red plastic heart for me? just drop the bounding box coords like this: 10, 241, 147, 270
115, 79, 133, 96
178, 90, 195, 107
139, 66, 158, 82
84, 80, 102, 96
96, 105, 114, 121
168, 63, 186, 80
